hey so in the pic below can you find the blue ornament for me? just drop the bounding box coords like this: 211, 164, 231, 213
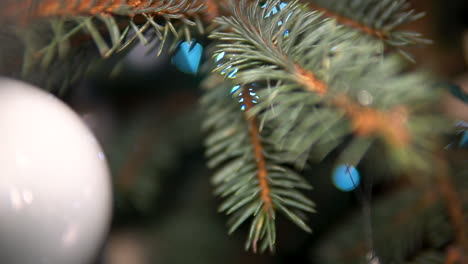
172, 40, 203, 75
332, 164, 361, 192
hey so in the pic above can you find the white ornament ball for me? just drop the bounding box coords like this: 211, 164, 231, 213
0, 78, 112, 264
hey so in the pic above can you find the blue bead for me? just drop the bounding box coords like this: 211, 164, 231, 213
263, 1, 287, 18
230, 85, 241, 94
278, 2, 288, 9
332, 165, 360, 192
215, 51, 225, 63
172, 40, 203, 75
227, 68, 238, 78
221, 65, 232, 75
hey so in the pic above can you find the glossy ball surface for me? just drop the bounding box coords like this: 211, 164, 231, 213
0, 78, 112, 264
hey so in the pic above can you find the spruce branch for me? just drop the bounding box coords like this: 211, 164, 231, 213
5, 0, 209, 76
210, 0, 446, 172
202, 79, 315, 252
306, 0, 430, 61
5, 0, 206, 22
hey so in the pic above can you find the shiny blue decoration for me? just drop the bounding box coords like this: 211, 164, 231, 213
172, 40, 203, 74
215, 52, 225, 63
231, 85, 259, 111
215, 52, 240, 79
332, 165, 361, 192
261, 2, 291, 38
262, 2, 288, 18
230, 85, 241, 94
220, 65, 232, 75
227, 68, 238, 79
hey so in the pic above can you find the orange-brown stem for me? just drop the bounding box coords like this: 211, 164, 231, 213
293, 62, 410, 147
242, 88, 272, 211
4, 0, 204, 21
444, 247, 464, 264
294, 64, 328, 95
204, 0, 220, 21
333, 95, 410, 147
307, 3, 388, 40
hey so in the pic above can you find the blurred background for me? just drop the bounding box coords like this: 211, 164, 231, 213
1, 0, 467, 263
79, 0, 467, 263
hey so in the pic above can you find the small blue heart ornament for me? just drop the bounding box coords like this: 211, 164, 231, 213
332, 164, 361, 192
172, 40, 203, 75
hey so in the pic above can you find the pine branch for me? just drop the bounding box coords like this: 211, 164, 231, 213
5, 0, 209, 78
201, 79, 315, 252
307, 2, 389, 40
306, 0, 430, 61
5, 0, 206, 22
210, 0, 446, 172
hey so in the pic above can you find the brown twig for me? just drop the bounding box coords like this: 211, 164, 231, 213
294, 64, 328, 95
292, 64, 411, 147
3, 0, 205, 22
242, 87, 273, 212
445, 246, 464, 264
306, 3, 389, 40
332, 95, 410, 147
204, 0, 220, 21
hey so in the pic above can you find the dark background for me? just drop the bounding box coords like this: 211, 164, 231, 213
51, 0, 468, 263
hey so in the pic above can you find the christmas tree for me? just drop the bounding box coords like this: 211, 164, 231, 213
0, 0, 467, 263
